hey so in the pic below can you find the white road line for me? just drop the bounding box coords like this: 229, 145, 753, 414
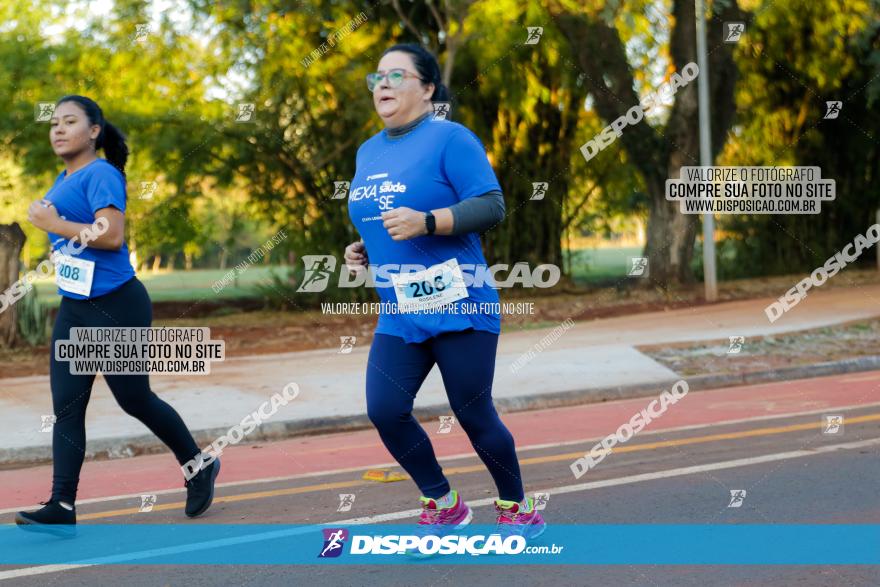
0, 565, 87, 581
3, 399, 880, 516
0, 436, 877, 581
338, 436, 880, 523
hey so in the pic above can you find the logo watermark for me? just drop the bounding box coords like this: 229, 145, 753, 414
524, 27, 543, 45
40, 415, 56, 432
132, 23, 151, 43
139, 495, 157, 513
727, 490, 747, 508
666, 166, 836, 214
728, 336, 745, 354
530, 182, 548, 201
332, 181, 350, 200
533, 492, 550, 511
581, 62, 699, 162
338, 336, 356, 354
212, 229, 288, 294
182, 382, 300, 481
765, 224, 880, 323
510, 318, 575, 374
235, 103, 255, 123
432, 102, 451, 120
0, 217, 110, 314
139, 181, 158, 200
53, 327, 225, 375
321, 301, 536, 316
824, 101, 842, 119
437, 416, 455, 434
570, 380, 689, 478
337, 494, 356, 512
319, 528, 349, 558
822, 414, 844, 435
303, 256, 561, 291
628, 257, 649, 277
301, 12, 368, 68
723, 22, 745, 43
35, 102, 56, 122
329, 532, 565, 557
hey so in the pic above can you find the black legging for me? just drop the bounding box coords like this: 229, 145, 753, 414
49, 277, 200, 503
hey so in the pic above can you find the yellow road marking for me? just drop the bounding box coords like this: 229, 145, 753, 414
78, 412, 880, 521
78, 480, 361, 521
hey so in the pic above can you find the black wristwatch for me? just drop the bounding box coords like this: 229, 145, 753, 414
424, 211, 436, 235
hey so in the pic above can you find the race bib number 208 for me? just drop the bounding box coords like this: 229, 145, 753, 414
54, 254, 95, 297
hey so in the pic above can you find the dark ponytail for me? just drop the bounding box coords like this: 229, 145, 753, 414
382, 43, 451, 106
56, 95, 129, 176
97, 121, 128, 176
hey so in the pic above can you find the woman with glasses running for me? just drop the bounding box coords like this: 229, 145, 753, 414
343, 44, 546, 545
14, 95, 220, 536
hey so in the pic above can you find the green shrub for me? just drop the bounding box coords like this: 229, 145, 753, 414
17, 289, 50, 346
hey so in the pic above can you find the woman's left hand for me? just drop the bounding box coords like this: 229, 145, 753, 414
27, 200, 61, 232
381, 207, 428, 241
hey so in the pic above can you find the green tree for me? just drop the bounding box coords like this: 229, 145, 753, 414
714, 0, 880, 277
548, 0, 745, 286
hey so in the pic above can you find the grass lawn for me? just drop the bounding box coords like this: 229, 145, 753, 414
32, 265, 288, 307
567, 246, 643, 283
28, 247, 644, 305
9, 265, 880, 379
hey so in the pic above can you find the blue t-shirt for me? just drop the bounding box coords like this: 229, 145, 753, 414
43, 158, 135, 299
348, 117, 502, 343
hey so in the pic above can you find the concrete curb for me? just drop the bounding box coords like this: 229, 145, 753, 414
3, 355, 879, 468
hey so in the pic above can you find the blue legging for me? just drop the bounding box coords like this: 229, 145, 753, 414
366, 329, 524, 502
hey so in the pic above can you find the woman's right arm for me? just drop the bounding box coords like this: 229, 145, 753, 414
344, 240, 368, 272
445, 190, 506, 235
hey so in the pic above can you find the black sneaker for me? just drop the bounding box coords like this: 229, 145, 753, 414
184, 457, 221, 518
15, 500, 77, 537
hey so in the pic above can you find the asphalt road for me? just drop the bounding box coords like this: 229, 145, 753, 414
1, 372, 879, 586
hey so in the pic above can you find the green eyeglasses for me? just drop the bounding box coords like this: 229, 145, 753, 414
366, 68, 425, 92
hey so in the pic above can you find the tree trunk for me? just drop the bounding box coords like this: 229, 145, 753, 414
642, 194, 698, 285
548, 0, 745, 288
0, 224, 27, 348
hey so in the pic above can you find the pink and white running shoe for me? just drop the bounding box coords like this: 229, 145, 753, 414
406, 489, 473, 558
493, 496, 547, 540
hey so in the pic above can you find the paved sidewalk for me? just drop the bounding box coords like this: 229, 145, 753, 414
3, 283, 880, 465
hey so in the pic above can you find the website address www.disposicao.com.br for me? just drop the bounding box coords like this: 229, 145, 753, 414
318, 529, 563, 558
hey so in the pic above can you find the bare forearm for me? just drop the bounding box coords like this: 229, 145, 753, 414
49, 218, 122, 251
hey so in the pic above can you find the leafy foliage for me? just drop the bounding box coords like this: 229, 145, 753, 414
0, 0, 877, 286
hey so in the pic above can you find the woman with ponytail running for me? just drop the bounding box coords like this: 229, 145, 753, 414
15, 96, 220, 535
343, 45, 546, 546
